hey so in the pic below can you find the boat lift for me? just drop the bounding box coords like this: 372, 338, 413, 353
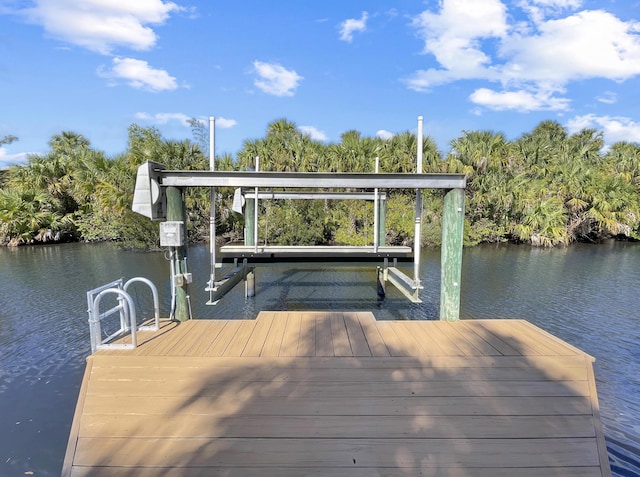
131, 117, 466, 321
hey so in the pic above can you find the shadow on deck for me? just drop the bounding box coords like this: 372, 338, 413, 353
63, 312, 611, 476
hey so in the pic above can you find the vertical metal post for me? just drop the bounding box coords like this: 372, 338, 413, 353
208, 116, 216, 290
167, 186, 190, 321
413, 115, 424, 287
440, 187, 465, 321
254, 156, 259, 251
373, 156, 379, 252
378, 197, 386, 247
245, 197, 255, 246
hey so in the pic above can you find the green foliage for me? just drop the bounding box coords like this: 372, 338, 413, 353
260, 200, 327, 245
0, 134, 18, 147
330, 200, 375, 246
2, 118, 640, 249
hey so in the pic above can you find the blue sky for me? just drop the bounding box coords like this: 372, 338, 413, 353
1, 0, 640, 168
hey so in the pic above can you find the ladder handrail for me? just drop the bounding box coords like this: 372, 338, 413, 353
124, 277, 160, 331
90, 288, 137, 353
86, 277, 160, 354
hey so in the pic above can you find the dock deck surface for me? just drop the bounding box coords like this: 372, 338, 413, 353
63, 312, 611, 476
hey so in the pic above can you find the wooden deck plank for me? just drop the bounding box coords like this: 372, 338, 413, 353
315, 312, 334, 357
68, 316, 610, 477
73, 437, 601, 468
80, 414, 596, 439
505, 320, 575, 356
222, 320, 255, 356
356, 312, 390, 357
587, 356, 612, 477
458, 320, 522, 356
61, 357, 94, 476
278, 312, 301, 357
185, 320, 227, 357
297, 312, 316, 357
162, 320, 207, 356
70, 467, 605, 477
389, 321, 435, 356
132, 320, 185, 356
204, 321, 242, 356
400, 320, 447, 355
260, 312, 287, 356
444, 321, 503, 356
89, 353, 590, 369
477, 319, 558, 356
375, 321, 411, 356
516, 320, 586, 357
86, 363, 588, 384
85, 378, 591, 399
343, 312, 372, 356
421, 320, 471, 356
83, 394, 592, 417
241, 313, 272, 357
330, 312, 352, 356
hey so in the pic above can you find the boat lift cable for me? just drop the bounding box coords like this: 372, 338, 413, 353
165, 249, 177, 320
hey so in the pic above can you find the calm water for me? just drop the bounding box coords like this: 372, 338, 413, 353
0, 241, 638, 476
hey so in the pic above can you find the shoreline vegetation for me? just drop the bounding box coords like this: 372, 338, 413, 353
1, 119, 639, 249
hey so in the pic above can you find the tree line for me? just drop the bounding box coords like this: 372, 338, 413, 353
1, 118, 639, 248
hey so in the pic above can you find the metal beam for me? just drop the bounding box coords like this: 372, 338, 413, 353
244, 191, 387, 200
218, 245, 413, 266
159, 171, 466, 189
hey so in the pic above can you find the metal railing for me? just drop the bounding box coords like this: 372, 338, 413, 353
86, 277, 160, 354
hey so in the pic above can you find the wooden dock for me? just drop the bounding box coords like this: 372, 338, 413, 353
63, 312, 611, 476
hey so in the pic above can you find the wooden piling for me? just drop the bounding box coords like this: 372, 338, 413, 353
166, 186, 190, 321
440, 187, 465, 321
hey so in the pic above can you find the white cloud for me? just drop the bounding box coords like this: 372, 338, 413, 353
518, 0, 584, 24
20, 0, 182, 55
597, 91, 618, 104
406, 0, 508, 91
412, 0, 507, 75
135, 113, 238, 129
216, 117, 237, 129
339, 11, 368, 43
567, 114, 640, 144
135, 112, 190, 125
298, 126, 328, 141
406, 1, 640, 113
469, 87, 570, 111
253, 61, 303, 97
376, 130, 394, 140
99, 57, 177, 92
502, 11, 640, 84
0, 147, 30, 167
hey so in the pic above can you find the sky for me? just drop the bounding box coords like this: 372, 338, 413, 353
1, 0, 640, 168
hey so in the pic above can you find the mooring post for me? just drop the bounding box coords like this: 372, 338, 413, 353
167, 186, 191, 321
440, 187, 465, 321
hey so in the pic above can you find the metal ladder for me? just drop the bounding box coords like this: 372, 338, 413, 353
86, 277, 160, 354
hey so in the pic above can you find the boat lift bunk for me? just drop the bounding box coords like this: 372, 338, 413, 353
131, 116, 467, 320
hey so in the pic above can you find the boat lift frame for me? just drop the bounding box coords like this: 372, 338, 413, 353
132, 117, 466, 320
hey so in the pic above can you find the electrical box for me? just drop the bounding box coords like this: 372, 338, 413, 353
160, 221, 185, 247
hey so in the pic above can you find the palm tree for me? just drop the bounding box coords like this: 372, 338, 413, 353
48, 131, 90, 155
0, 188, 64, 245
